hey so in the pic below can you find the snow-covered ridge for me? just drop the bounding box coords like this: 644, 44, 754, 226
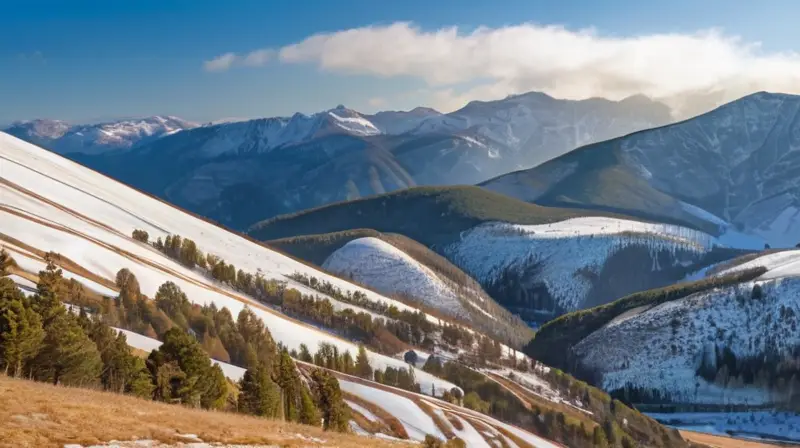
4, 116, 198, 155
446, 217, 719, 312
715, 249, 800, 280
322, 237, 470, 319
574, 276, 800, 407
0, 131, 457, 395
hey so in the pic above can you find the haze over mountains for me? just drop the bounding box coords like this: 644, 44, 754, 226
5, 91, 671, 229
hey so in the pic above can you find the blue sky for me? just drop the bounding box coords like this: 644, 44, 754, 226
2, 0, 799, 124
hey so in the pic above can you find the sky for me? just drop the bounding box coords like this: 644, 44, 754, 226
2, 0, 800, 124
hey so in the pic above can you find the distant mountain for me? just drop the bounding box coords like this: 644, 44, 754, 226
4, 116, 197, 155
250, 186, 750, 325
14, 92, 670, 230
482, 91, 800, 248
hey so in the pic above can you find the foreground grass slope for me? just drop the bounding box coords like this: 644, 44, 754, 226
0, 375, 401, 448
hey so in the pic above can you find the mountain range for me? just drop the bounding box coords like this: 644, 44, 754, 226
482, 91, 800, 248
6, 89, 800, 444
5, 91, 671, 230
4, 116, 198, 155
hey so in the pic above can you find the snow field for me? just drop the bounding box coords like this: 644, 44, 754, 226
345, 400, 380, 423
0, 132, 432, 321
0, 133, 459, 396
322, 237, 466, 318
574, 277, 800, 405
448, 218, 717, 312
339, 380, 446, 441
716, 249, 800, 280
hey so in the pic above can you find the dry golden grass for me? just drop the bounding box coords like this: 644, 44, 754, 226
680, 430, 784, 448
0, 375, 403, 448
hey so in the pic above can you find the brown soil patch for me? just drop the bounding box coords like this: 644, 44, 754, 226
0, 375, 402, 448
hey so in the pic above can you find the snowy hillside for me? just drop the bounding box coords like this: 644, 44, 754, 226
573, 276, 800, 409
322, 237, 491, 322
0, 131, 457, 396
483, 92, 800, 248
4, 116, 197, 155
446, 217, 739, 321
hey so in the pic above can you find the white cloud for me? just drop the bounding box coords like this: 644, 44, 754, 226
275, 22, 800, 116
204, 49, 275, 72
204, 53, 238, 72
243, 49, 274, 67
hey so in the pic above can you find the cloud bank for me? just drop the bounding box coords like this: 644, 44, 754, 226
207, 22, 800, 116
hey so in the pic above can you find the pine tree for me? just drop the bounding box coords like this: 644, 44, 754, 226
32, 312, 102, 386
201, 364, 229, 410
0, 249, 17, 276
298, 343, 313, 363
115, 269, 142, 326
126, 356, 155, 398
355, 344, 372, 379
155, 282, 191, 329
89, 321, 151, 394
33, 260, 67, 326
149, 327, 226, 409
298, 386, 321, 426
0, 281, 44, 377
341, 350, 354, 375
310, 368, 350, 432
277, 349, 302, 422
238, 363, 281, 417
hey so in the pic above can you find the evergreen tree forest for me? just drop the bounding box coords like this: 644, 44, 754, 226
145, 231, 484, 357
0, 249, 351, 432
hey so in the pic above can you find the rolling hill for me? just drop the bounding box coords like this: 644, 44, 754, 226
269, 229, 534, 346
251, 186, 752, 324
482, 91, 800, 249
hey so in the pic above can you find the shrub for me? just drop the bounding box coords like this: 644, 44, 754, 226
131, 229, 149, 243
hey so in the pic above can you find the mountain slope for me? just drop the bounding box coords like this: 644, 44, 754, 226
526, 250, 800, 441
0, 131, 458, 395
32, 91, 671, 230
482, 91, 800, 248
251, 187, 751, 324
4, 116, 197, 155
268, 229, 534, 346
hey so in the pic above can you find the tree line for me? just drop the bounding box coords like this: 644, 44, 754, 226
140, 231, 482, 357
0, 249, 349, 432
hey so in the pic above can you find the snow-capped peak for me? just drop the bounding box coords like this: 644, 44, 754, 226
3, 115, 198, 155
